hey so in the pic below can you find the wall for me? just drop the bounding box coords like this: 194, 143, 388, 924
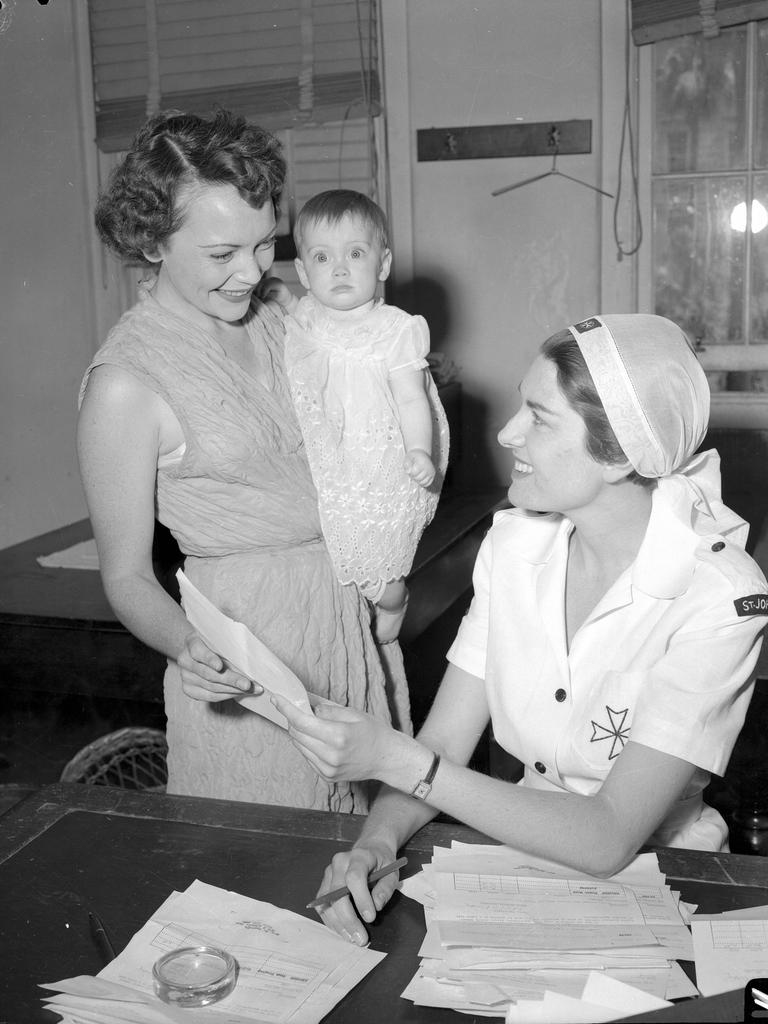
0, 0, 95, 548
385, 0, 623, 486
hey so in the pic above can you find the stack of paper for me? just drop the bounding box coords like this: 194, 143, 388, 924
40, 879, 385, 1024
399, 842, 699, 1020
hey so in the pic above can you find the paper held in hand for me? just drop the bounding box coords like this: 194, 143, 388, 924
176, 569, 312, 728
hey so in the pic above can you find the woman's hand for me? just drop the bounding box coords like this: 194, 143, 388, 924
177, 633, 261, 702
257, 276, 299, 314
313, 841, 400, 944
271, 694, 403, 785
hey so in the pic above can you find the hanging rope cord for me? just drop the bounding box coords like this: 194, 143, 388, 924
337, 0, 378, 196
613, 0, 643, 260
360, 0, 379, 194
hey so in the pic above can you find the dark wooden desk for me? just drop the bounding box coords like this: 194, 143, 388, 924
0, 487, 507, 703
1, 784, 766, 1024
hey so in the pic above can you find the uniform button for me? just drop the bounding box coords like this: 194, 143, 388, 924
535, 761, 546, 774
555, 688, 567, 702
711, 541, 725, 552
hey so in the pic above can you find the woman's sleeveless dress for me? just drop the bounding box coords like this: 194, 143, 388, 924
80, 291, 411, 812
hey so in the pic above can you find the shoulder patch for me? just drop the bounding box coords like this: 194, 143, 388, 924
734, 594, 768, 617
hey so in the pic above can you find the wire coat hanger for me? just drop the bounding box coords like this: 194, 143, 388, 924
492, 126, 614, 199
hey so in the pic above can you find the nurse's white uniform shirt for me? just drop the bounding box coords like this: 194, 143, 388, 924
447, 486, 768, 845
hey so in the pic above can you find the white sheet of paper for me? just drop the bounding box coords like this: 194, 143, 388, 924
581, 971, 672, 1015
719, 903, 768, 919
692, 914, 768, 996
421, 959, 672, 1002
176, 569, 311, 727
505, 991, 621, 1024
434, 870, 648, 926
400, 868, 435, 907
665, 961, 700, 1000
441, 843, 665, 888
502, 971, 671, 1024
37, 538, 101, 570
444, 946, 672, 971
400, 970, 507, 1016
436, 919, 659, 950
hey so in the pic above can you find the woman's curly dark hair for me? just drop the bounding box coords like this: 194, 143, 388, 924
541, 329, 653, 487
95, 109, 286, 267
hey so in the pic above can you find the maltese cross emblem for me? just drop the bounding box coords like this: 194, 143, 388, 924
590, 706, 630, 760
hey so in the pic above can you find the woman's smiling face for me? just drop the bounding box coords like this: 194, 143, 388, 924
149, 181, 277, 331
497, 355, 608, 516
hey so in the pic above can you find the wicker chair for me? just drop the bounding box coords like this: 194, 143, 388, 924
60, 727, 168, 791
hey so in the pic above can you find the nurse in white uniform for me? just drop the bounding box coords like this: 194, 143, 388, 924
274, 313, 768, 945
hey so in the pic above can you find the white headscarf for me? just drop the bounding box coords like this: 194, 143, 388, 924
566, 314, 748, 546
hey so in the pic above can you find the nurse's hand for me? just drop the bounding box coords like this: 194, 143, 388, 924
313, 841, 400, 944
271, 694, 398, 784
177, 633, 260, 702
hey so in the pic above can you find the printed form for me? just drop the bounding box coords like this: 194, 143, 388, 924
692, 912, 768, 996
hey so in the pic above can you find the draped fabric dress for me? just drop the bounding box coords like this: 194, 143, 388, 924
80, 289, 411, 812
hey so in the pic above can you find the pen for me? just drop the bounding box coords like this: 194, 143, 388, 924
88, 910, 116, 963
306, 856, 408, 909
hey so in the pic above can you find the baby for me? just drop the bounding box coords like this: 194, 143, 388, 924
274, 189, 449, 642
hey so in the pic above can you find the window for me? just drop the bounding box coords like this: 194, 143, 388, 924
640, 9, 768, 400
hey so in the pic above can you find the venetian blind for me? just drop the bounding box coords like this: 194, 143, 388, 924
631, 0, 768, 43
88, 0, 380, 152
273, 117, 381, 260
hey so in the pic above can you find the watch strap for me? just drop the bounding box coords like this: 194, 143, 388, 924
411, 751, 441, 801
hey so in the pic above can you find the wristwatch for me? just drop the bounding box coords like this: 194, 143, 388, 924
411, 750, 441, 801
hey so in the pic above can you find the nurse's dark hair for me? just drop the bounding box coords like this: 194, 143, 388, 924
293, 189, 389, 254
541, 329, 652, 487
94, 109, 285, 267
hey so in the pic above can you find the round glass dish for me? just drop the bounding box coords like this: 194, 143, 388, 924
152, 945, 237, 1007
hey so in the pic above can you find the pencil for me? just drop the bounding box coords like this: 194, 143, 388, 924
88, 910, 116, 963
306, 856, 408, 909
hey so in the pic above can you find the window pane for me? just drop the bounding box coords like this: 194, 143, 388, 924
653, 28, 747, 174
750, 174, 768, 342
653, 177, 746, 344
756, 24, 768, 169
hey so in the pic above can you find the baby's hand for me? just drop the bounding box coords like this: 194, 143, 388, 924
405, 448, 436, 487
258, 276, 299, 314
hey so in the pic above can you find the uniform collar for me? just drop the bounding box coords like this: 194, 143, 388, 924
630, 486, 703, 599
494, 508, 571, 565
498, 492, 710, 600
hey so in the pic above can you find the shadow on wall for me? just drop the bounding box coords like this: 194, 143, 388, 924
390, 273, 498, 491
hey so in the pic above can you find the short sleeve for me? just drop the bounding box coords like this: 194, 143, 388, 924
446, 530, 492, 680
386, 314, 430, 375
631, 566, 768, 776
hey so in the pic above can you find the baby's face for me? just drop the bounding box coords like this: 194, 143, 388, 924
295, 213, 391, 312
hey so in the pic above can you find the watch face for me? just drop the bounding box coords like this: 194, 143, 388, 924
413, 781, 431, 800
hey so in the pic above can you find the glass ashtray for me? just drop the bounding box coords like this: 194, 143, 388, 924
152, 945, 238, 1007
